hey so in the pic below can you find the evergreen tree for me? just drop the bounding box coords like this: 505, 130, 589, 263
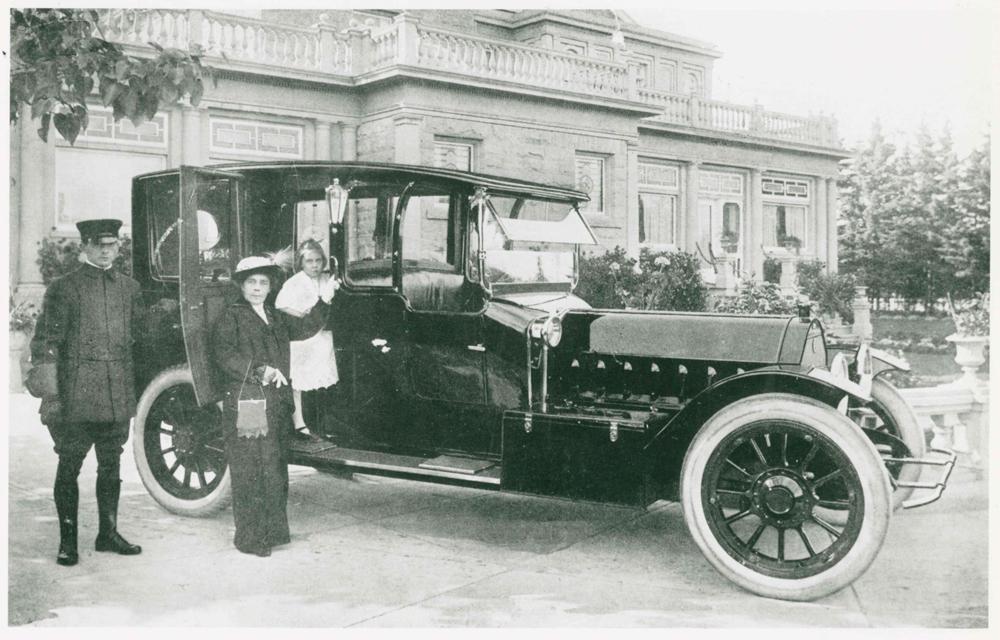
943, 133, 991, 297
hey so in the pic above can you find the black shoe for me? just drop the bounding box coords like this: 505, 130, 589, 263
95, 530, 142, 555
56, 543, 79, 566
290, 428, 313, 441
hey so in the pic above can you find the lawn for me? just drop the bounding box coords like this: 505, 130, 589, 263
871, 313, 989, 386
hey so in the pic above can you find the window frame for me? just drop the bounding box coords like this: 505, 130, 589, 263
761, 176, 812, 253
637, 159, 680, 249
575, 153, 607, 217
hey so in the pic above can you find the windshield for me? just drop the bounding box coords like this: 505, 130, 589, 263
481, 195, 596, 288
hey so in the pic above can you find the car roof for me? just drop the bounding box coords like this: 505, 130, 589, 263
133, 161, 589, 202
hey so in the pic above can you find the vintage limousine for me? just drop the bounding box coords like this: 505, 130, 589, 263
128, 162, 953, 601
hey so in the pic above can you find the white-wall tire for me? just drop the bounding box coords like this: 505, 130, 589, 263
133, 365, 232, 517
681, 393, 891, 601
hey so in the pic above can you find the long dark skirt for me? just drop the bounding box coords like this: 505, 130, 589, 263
223, 414, 291, 554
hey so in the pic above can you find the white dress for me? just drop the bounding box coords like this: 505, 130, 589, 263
275, 271, 338, 391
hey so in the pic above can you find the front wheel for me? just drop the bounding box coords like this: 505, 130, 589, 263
681, 394, 891, 601
133, 366, 232, 516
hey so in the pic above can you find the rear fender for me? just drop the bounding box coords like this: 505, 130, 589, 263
644, 369, 869, 501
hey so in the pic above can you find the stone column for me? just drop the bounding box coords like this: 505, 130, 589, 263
625, 140, 640, 258
393, 114, 423, 165
749, 168, 764, 280
815, 177, 828, 268
826, 178, 838, 272
340, 123, 358, 161
683, 161, 700, 253
18, 106, 54, 296
314, 120, 333, 161
182, 107, 203, 166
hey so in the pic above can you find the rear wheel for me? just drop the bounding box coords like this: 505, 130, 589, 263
133, 366, 232, 516
681, 394, 891, 601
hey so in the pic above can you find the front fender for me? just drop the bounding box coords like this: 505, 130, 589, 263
643, 369, 870, 502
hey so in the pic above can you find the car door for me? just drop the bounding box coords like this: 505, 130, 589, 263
327, 184, 411, 448
178, 166, 246, 406
398, 187, 492, 456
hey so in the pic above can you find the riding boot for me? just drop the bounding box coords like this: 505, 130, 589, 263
54, 474, 79, 566
94, 478, 141, 555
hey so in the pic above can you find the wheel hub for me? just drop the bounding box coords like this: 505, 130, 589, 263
173, 428, 196, 456
752, 471, 812, 526
764, 486, 795, 514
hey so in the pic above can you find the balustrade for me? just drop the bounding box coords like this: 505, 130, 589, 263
416, 27, 629, 100
94, 10, 837, 148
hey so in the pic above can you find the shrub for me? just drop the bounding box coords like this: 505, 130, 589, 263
38, 235, 133, 284
9, 297, 39, 333
795, 260, 857, 324
714, 277, 797, 315
576, 247, 708, 312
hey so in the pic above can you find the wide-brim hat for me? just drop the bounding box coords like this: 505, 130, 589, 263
233, 256, 282, 283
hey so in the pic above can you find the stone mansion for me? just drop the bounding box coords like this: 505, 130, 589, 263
9, 9, 849, 299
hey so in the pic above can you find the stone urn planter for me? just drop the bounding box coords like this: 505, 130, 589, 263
946, 334, 989, 386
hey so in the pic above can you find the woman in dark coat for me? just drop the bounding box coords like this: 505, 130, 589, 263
210, 256, 294, 557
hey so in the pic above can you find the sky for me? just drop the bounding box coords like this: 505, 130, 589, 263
627, 0, 997, 157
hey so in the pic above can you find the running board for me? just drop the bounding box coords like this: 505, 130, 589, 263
287, 441, 501, 486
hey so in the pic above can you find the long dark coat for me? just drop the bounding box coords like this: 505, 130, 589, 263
210, 299, 293, 553
30, 263, 144, 424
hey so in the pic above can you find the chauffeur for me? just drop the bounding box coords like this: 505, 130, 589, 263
30, 219, 145, 566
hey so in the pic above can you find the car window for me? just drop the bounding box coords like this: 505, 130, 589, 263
400, 193, 458, 270
346, 194, 394, 288
147, 175, 181, 280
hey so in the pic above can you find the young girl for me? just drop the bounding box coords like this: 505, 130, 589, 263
275, 240, 338, 433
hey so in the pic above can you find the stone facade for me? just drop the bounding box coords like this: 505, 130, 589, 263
9, 9, 848, 300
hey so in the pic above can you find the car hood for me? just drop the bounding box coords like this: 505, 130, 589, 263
564, 309, 820, 365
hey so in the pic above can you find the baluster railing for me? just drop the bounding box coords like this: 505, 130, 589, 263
414, 26, 630, 100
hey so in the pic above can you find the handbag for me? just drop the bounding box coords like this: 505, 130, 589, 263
236, 361, 268, 439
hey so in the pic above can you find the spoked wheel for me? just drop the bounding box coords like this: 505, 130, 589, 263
134, 366, 232, 516
682, 394, 891, 601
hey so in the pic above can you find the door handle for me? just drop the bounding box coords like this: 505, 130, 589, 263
467, 344, 486, 352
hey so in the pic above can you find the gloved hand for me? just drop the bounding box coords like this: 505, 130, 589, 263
320, 275, 339, 304
262, 366, 289, 388
39, 397, 63, 425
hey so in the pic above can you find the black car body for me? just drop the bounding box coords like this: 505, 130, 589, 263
130, 163, 953, 601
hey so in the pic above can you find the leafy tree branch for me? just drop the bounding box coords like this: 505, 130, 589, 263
11, 8, 215, 145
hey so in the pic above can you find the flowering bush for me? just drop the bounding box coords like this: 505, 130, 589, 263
795, 260, 857, 324
714, 277, 797, 315
38, 235, 133, 284
576, 247, 708, 312
10, 297, 39, 334
949, 292, 990, 337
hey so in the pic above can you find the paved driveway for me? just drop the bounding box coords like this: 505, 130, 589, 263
8, 394, 989, 627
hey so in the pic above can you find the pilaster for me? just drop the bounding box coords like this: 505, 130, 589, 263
10, 119, 22, 291
182, 107, 204, 166
393, 114, 424, 165
815, 177, 828, 268
625, 140, 640, 258
315, 120, 333, 161
340, 123, 358, 161
749, 168, 764, 280
683, 161, 700, 253
18, 106, 54, 293
826, 178, 838, 272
